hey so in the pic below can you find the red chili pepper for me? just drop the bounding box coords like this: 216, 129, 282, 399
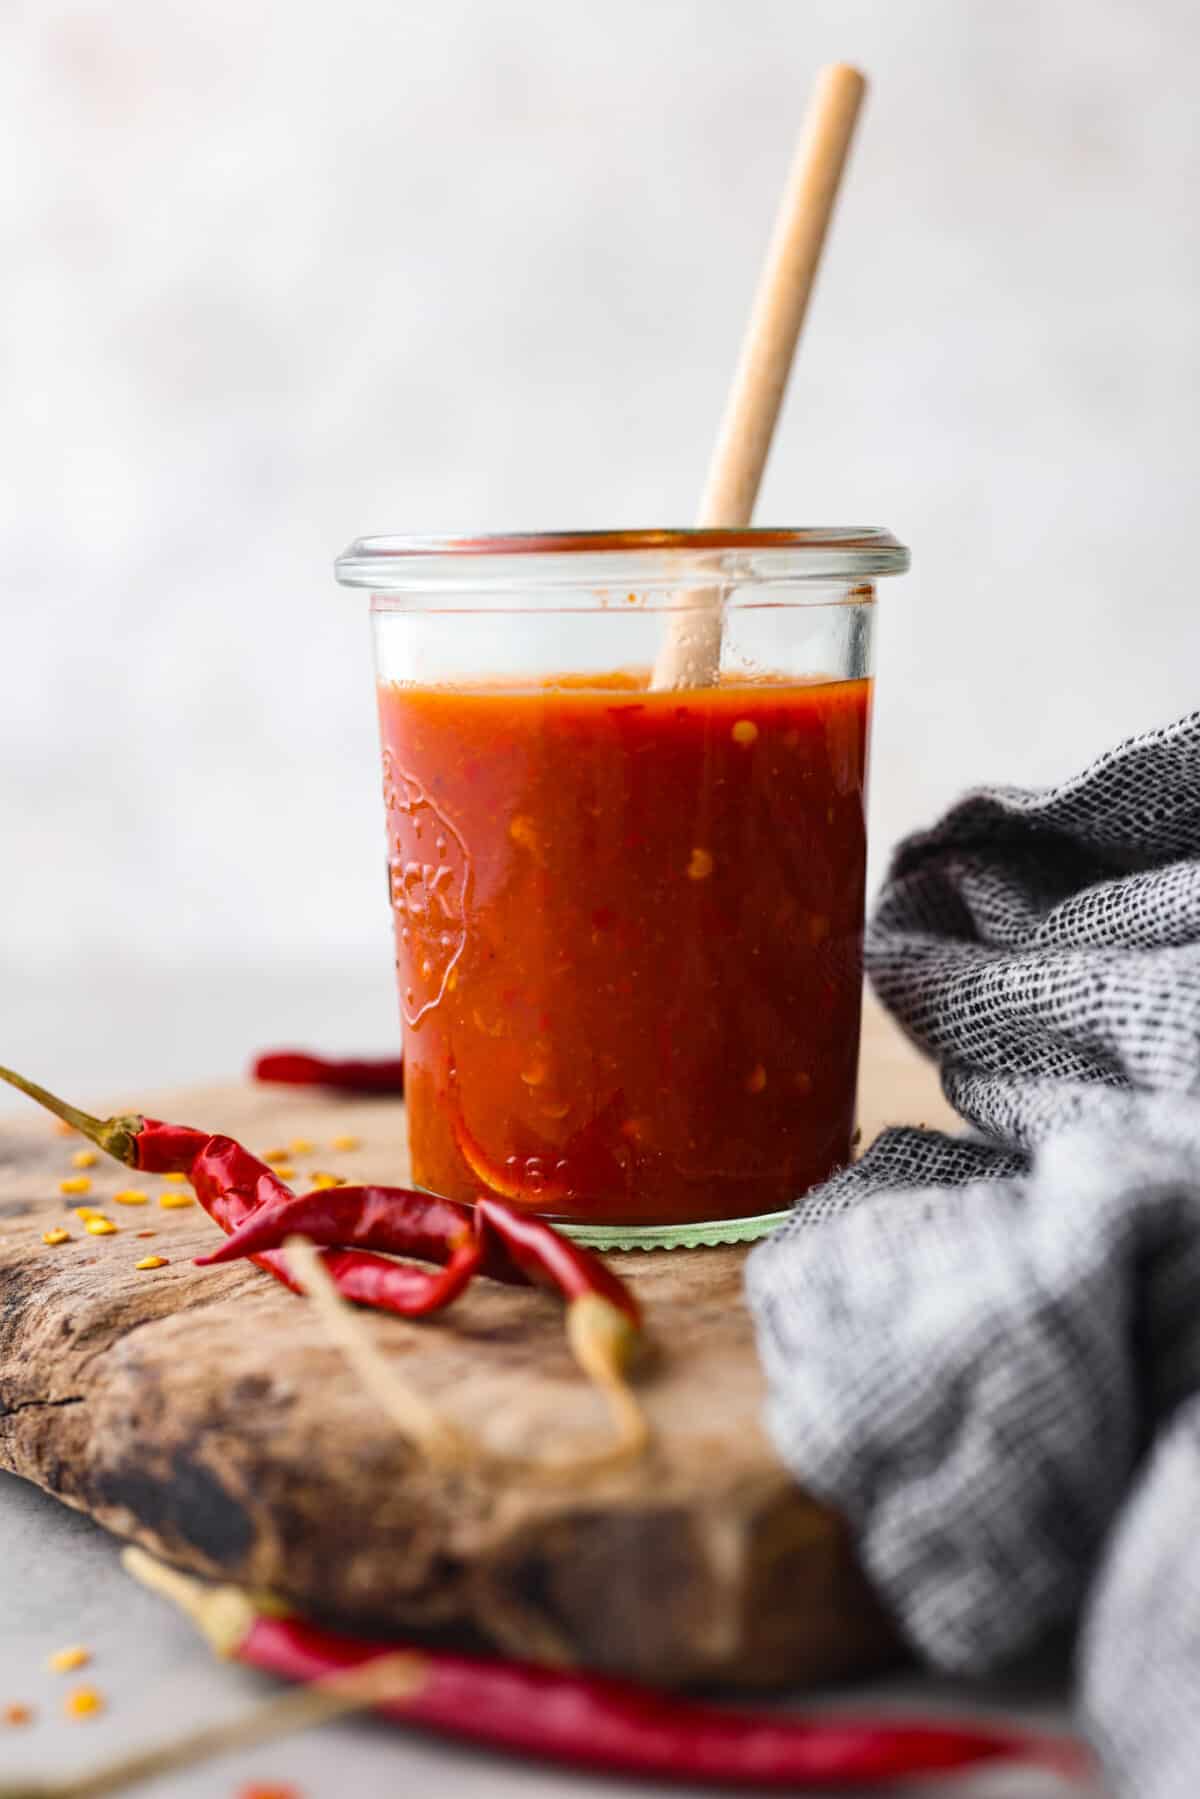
0, 1068, 484, 1319
473, 1196, 643, 1417
475, 1196, 640, 1326
197, 1185, 471, 1269
252, 1051, 405, 1096
127, 1551, 1092, 1790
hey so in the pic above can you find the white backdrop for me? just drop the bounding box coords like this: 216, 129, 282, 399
4, 0, 1199, 1104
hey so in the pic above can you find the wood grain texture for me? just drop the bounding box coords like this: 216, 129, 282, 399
0, 998, 954, 1687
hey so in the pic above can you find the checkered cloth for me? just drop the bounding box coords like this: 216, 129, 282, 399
746, 711, 1200, 1797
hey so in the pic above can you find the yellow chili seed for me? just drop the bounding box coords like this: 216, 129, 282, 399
42, 1228, 71, 1246
84, 1217, 117, 1236
72, 1206, 102, 1222
158, 1191, 195, 1210
263, 1148, 290, 1163
48, 1646, 91, 1674
266, 1166, 296, 1182
2, 1702, 33, 1727
288, 1137, 315, 1156
330, 1134, 360, 1153
64, 1686, 103, 1719
59, 1176, 91, 1196
731, 719, 759, 746
309, 1172, 345, 1190
70, 1149, 97, 1170
161, 1171, 188, 1184
686, 847, 714, 881
113, 1189, 149, 1206
135, 1255, 169, 1271
745, 1064, 767, 1095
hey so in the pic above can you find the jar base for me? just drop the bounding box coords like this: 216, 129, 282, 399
558, 1209, 793, 1251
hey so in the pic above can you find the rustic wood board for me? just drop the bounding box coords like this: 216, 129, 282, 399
0, 1000, 954, 1689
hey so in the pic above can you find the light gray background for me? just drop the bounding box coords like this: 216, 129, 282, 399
4, 0, 1199, 1102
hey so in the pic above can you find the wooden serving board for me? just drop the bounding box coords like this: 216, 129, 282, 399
0, 1000, 954, 1689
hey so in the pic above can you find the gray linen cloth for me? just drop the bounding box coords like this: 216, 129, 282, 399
746, 710, 1200, 1797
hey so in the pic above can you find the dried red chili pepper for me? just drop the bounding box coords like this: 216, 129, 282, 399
0, 1070, 481, 1319
195, 1185, 482, 1273
0, 1063, 209, 1174
127, 1550, 1091, 1790
252, 1051, 405, 1095
191, 1183, 643, 1400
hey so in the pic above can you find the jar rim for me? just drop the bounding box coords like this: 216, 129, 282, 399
336, 526, 909, 588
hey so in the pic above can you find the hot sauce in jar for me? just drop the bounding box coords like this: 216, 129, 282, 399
378, 671, 870, 1229
344, 528, 908, 1244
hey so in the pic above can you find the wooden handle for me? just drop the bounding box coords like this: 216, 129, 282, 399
651, 64, 867, 689
699, 63, 866, 528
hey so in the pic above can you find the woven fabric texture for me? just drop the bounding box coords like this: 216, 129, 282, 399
746, 710, 1200, 1798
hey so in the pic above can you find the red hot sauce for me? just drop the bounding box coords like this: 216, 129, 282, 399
377, 672, 870, 1229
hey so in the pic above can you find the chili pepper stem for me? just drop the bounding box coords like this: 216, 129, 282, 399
0, 1064, 140, 1166
566, 1294, 650, 1464
122, 1547, 257, 1656
283, 1237, 473, 1470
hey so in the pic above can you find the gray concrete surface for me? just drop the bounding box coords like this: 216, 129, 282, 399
0, 1471, 1100, 1798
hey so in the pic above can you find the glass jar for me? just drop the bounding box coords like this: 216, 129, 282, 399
336, 528, 909, 1247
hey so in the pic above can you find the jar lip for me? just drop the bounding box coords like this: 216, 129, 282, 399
336, 527, 909, 587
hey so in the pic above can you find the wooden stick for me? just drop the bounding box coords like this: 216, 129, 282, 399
283, 1236, 474, 1471
650, 64, 867, 691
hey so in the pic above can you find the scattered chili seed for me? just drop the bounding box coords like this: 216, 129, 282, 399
72, 1206, 101, 1221
64, 1685, 104, 1719
330, 1134, 360, 1153
135, 1255, 169, 1271
2, 1702, 33, 1726
745, 1064, 767, 1095
59, 1176, 91, 1196
158, 1191, 196, 1210
162, 1170, 188, 1184
263, 1148, 291, 1164
114, 1189, 150, 1206
309, 1172, 345, 1190
70, 1148, 97, 1169
265, 1166, 295, 1183
42, 1227, 71, 1246
288, 1137, 316, 1156
686, 847, 714, 881
731, 719, 759, 746
48, 1646, 91, 1673
85, 1217, 117, 1236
